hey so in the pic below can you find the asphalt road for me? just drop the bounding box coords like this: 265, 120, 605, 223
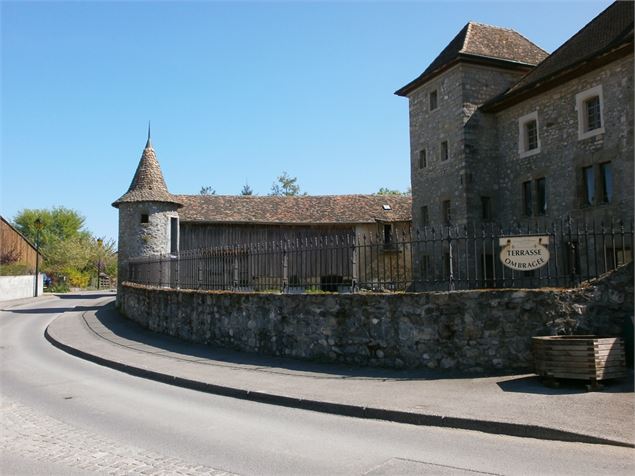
1, 293, 633, 475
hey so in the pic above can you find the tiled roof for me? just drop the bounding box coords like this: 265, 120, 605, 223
486, 1, 634, 110
176, 194, 412, 225
112, 139, 183, 208
396, 22, 547, 96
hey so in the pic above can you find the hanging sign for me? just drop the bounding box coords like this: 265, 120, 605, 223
499, 236, 550, 271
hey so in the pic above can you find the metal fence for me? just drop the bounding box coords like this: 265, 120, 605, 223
127, 219, 633, 293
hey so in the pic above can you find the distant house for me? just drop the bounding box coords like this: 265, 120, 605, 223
0, 215, 42, 272
113, 136, 412, 289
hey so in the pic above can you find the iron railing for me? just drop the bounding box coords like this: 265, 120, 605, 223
127, 219, 633, 293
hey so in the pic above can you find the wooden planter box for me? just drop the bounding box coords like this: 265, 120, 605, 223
532, 336, 626, 385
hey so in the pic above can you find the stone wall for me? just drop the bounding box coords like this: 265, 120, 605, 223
117, 202, 180, 285
408, 63, 529, 232
119, 263, 633, 372
494, 54, 634, 225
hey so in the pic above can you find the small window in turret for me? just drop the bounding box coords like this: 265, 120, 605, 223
141, 214, 149, 224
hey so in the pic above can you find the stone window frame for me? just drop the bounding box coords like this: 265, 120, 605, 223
441, 199, 452, 225
418, 148, 427, 169
518, 110, 541, 158
429, 89, 439, 111
575, 85, 605, 140
440, 140, 449, 161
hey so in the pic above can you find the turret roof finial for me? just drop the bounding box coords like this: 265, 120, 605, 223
146, 121, 152, 148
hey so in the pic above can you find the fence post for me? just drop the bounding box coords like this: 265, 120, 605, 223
351, 236, 358, 293
175, 253, 180, 289
233, 256, 239, 289
282, 241, 288, 293
448, 226, 455, 291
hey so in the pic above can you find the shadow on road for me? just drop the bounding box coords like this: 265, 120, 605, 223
497, 374, 634, 395
57, 293, 116, 300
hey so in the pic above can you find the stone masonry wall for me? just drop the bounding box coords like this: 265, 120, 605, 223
494, 54, 634, 225
119, 263, 633, 373
408, 63, 529, 232
117, 202, 180, 285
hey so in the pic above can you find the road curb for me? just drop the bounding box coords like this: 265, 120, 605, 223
44, 320, 634, 449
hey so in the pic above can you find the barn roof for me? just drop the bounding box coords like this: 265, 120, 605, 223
176, 194, 412, 225
395, 21, 547, 96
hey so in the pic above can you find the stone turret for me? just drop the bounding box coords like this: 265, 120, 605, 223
113, 132, 182, 291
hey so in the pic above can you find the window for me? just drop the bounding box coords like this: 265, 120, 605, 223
170, 217, 178, 254
442, 200, 451, 225
583, 166, 595, 206
421, 206, 429, 226
536, 177, 547, 215
599, 162, 613, 203
383, 224, 394, 250
522, 181, 533, 217
526, 120, 538, 150
585, 96, 601, 131
440, 141, 449, 161
429, 90, 438, 111
518, 111, 540, 158
481, 196, 492, 221
576, 85, 604, 140
384, 224, 392, 243
581, 162, 613, 207
141, 214, 149, 224
418, 149, 427, 169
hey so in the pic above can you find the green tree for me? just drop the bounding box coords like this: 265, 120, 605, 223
376, 187, 411, 196
14, 206, 89, 246
12, 208, 117, 288
199, 186, 216, 195
240, 183, 254, 196
269, 171, 306, 196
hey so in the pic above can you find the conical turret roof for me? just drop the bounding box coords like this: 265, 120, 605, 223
112, 138, 183, 208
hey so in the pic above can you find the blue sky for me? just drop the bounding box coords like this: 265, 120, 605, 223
1, 0, 613, 241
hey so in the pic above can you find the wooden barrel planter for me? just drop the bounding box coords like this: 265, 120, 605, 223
532, 335, 627, 390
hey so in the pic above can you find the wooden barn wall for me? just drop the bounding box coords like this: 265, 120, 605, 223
178, 223, 356, 285
0, 219, 38, 271
179, 223, 355, 250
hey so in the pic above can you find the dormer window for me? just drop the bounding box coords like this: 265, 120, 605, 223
429, 90, 438, 111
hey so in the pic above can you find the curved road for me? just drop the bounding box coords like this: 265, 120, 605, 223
1, 293, 633, 475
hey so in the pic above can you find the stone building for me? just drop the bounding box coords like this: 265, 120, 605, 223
113, 134, 411, 291
397, 1, 633, 230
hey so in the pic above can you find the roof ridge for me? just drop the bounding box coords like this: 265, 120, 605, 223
467, 21, 518, 33
176, 193, 411, 199
461, 22, 474, 53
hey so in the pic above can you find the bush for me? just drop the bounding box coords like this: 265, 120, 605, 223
64, 269, 90, 288
0, 263, 33, 276
46, 282, 70, 293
